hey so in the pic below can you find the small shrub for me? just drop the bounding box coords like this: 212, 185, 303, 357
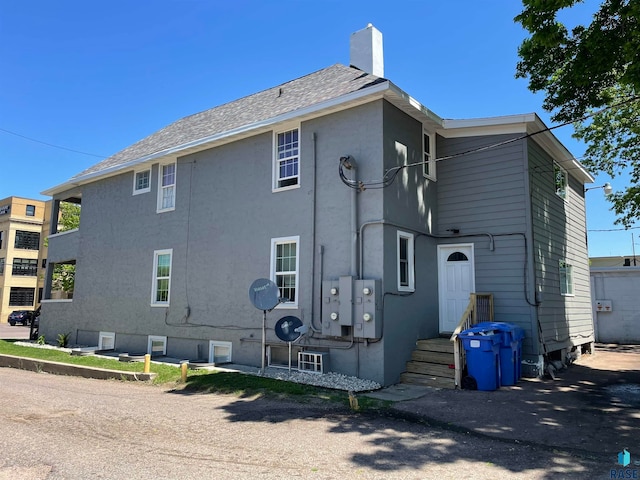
37, 335, 46, 345
57, 332, 71, 348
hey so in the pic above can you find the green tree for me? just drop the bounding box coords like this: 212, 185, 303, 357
51, 202, 80, 295
58, 202, 80, 232
515, 0, 640, 226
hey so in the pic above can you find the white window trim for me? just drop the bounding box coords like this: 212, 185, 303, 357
397, 230, 415, 292
133, 168, 151, 195
270, 235, 300, 308
272, 126, 301, 192
151, 248, 173, 306
559, 259, 574, 296
157, 162, 177, 213
209, 340, 233, 364
554, 163, 568, 200
422, 130, 436, 181
147, 335, 167, 356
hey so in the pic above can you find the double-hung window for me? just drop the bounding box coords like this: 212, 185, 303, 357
559, 260, 574, 296
274, 128, 299, 190
26, 204, 36, 216
554, 163, 568, 199
270, 236, 299, 307
0, 258, 4, 275
134, 169, 151, 195
158, 163, 176, 212
397, 231, 415, 292
423, 131, 436, 180
152, 249, 172, 305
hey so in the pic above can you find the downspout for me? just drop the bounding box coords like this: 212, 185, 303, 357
309, 132, 321, 333
349, 158, 359, 277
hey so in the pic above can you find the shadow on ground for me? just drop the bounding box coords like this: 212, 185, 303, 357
167, 347, 640, 478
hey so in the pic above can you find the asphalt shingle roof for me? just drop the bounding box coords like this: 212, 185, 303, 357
74, 64, 385, 178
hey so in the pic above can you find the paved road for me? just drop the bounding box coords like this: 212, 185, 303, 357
0, 368, 612, 479
0, 323, 31, 341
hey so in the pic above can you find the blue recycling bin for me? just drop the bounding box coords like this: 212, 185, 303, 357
459, 327, 501, 391
475, 322, 525, 386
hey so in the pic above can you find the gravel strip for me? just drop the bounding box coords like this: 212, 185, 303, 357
219, 364, 382, 392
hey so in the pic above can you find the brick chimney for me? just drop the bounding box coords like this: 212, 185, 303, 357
350, 24, 384, 77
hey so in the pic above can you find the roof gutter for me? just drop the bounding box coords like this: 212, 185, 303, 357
42, 81, 394, 197
442, 113, 594, 184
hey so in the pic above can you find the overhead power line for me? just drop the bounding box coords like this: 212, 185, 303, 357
0, 127, 107, 158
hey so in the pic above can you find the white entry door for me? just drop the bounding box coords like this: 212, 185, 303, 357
438, 244, 475, 334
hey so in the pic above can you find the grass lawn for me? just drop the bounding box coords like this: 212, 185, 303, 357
0, 340, 390, 411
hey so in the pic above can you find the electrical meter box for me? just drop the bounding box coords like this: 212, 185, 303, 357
353, 279, 382, 339
321, 276, 354, 336
321, 277, 381, 338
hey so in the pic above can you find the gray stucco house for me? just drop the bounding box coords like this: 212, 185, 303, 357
41, 25, 595, 386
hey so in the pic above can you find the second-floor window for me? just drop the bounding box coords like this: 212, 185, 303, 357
158, 163, 176, 212
14, 231, 40, 250
0, 231, 3, 250
274, 128, 299, 190
12, 258, 38, 276
0, 258, 4, 275
555, 163, 568, 199
134, 169, 151, 195
26, 205, 35, 216
423, 131, 436, 180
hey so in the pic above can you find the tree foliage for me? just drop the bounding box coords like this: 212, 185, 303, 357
51, 202, 80, 294
515, 0, 640, 226
59, 202, 81, 232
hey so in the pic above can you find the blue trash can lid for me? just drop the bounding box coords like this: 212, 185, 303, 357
460, 326, 498, 337
475, 322, 525, 340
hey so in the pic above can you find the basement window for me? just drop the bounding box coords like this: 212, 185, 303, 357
98, 332, 116, 351
209, 341, 232, 364
148, 335, 167, 356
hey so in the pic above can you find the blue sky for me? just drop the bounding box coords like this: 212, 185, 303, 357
0, 0, 635, 257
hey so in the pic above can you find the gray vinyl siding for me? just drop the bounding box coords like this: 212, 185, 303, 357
437, 135, 537, 350
528, 140, 594, 354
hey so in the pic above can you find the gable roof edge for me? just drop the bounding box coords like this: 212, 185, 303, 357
440, 114, 594, 184
42, 80, 393, 197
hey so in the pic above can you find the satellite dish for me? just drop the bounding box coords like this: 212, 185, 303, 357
274, 316, 303, 342
249, 278, 280, 311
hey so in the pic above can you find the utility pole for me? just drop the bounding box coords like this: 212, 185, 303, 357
633, 233, 637, 266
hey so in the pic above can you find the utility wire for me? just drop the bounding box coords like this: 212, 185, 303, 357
0, 127, 107, 158
588, 226, 640, 232
340, 94, 640, 191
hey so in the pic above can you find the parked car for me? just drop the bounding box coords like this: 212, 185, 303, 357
8, 310, 34, 326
